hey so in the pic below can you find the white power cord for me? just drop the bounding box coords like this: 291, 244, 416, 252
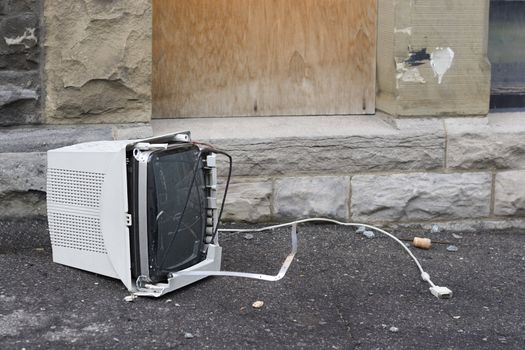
175, 218, 452, 299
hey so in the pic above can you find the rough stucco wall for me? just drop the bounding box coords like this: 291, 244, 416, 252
43, 0, 152, 124
0, 0, 42, 126
376, 0, 491, 116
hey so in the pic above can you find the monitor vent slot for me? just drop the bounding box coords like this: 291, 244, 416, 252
48, 212, 106, 254
47, 168, 104, 208
47, 168, 106, 254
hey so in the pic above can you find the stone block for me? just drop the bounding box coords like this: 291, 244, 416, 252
274, 176, 350, 220
446, 114, 525, 170
112, 124, 153, 140
0, 0, 39, 15
376, 0, 490, 116
0, 1, 41, 123
0, 151, 46, 217
0, 123, 152, 219
351, 172, 492, 222
494, 170, 525, 217
44, 0, 151, 124
0, 70, 39, 89
0, 83, 39, 126
0, 152, 46, 193
156, 116, 445, 177
218, 178, 272, 222
0, 191, 46, 218
0, 12, 39, 70
0, 123, 152, 153
0, 84, 38, 108
392, 218, 525, 233
0, 125, 111, 153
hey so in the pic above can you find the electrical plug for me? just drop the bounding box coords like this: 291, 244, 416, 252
429, 286, 453, 299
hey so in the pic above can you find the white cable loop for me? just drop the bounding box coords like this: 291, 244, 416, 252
176, 218, 442, 290
219, 218, 427, 276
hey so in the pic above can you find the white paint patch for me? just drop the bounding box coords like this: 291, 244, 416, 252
4, 28, 37, 48
396, 62, 425, 88
430, 47, 454, 84
394, 27, 412, 35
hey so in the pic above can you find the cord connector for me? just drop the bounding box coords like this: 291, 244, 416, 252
429, 286, 453, 299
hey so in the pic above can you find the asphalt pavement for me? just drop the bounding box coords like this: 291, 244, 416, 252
1, 218, 524, 349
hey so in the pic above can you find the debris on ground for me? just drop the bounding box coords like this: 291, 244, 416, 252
243, 233, 254, 240
124, 295, 136, 302
452, 233, 463, 239
431, 224, 440, 233
447, 245, 459, 252
252, 300, 264, 309
362, 230, 375, 239
389, 326, 399, 333
412, 237, 432, 250
355, 226, 366, 234
184, 332, 194, 339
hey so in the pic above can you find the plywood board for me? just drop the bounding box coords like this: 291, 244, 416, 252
153, 0, 376, 118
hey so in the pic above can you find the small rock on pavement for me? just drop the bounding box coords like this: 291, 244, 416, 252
431, 224, 440, 233
389, 326, 399, 333
355, 226, 366, 234
252, 300, 264, 309
244, 233, 254, 240
184, 332, 194, 339
452, 233, 463, 239
124, 295, 136, 302
447, 245, 459, 252
363, 230, 375, 239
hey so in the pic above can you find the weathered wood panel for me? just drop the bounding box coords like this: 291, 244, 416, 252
153, 0, 376, 118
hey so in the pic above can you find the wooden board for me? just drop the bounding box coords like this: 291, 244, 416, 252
153, 0, 376, 118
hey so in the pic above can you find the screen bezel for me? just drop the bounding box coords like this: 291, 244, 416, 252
127, 143, 208, 284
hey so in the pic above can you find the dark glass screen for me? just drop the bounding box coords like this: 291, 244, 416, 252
147, 145, 206, 282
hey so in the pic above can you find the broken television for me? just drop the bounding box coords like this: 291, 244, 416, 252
46, 132, 223, 297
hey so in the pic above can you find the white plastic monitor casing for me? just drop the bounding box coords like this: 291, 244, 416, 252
46, 133, 222, 297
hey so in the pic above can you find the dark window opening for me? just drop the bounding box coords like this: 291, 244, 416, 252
489, 0, 525, 109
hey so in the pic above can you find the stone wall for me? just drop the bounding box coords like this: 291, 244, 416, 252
2, 0, 522, 231
43, 0, 152, 124
0, 0, 41, 126
0, 123, 152, 217
0, 1, 153, 217
159, 113, 525, 230
0, 0, 152, 126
